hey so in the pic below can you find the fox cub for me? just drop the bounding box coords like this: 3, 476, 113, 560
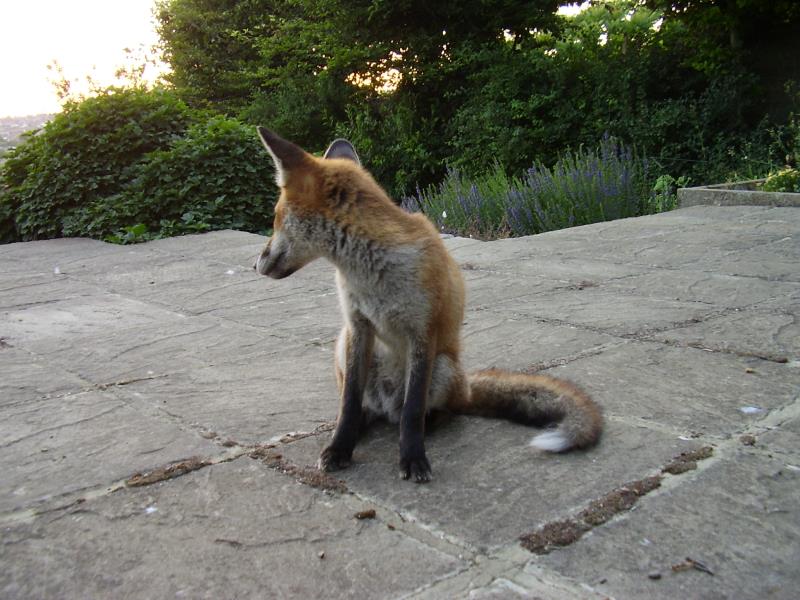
254, 127, 602, 483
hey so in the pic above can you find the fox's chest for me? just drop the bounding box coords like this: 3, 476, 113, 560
336, 267, 430, 349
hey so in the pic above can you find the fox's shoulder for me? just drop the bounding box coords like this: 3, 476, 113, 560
313, 157, 441, 247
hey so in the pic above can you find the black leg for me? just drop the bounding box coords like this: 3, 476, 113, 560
399, 343, 433, 483
319, 316, 373, 472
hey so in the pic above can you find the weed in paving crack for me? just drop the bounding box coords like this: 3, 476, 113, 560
579, 475, 663, 526
126, 456, 210, 487
250, 447, 347, 493
519, 519, 589, 554
662, 446, 713, 475
520, 446, 714, 554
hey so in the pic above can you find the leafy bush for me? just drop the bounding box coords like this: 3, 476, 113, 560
445, 8, 787, 188
0, 88, 277, 244
0, 87, 199, 242
105, 116, 277, 242
650, 174, 691, 212
404, 136, 672, 238
762, 168, 800, 193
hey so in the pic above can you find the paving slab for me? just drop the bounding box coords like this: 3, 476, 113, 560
0, 347, 87, 405
753, 405, 800, 462
460, 315, 619, 372
603, 270, 800, 310
537, 450, 800, 600
0, 238, 112, 275
654, 310, 800, 362
704, 233, 800, 282
1, 388, 219, 514
1, 293, 189, 346
496, 206, 800, 272
114, 344, 337, 445
204, 264, 342, 335
452, 248, 652, 284
72, 255, 256, 309
483, 286, 718, 337
142, 228, 265, 263
546, 341, 799, 438
14, 316, 282, 385
460, 268, 561, 309
1, 205, 799, 599
0, 273, 99, 310
277, 416, 705, 551
0, 460, 466, 600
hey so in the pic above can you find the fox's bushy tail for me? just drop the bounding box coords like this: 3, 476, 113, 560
448, 369, 602, 452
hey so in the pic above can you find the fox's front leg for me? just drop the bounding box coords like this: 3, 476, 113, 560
318, 316, 374, 472
399, 342, 434, 483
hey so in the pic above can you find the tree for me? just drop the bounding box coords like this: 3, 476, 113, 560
154, 0, 798, 193
644, 0, 800, 119
155, 0, 561, 192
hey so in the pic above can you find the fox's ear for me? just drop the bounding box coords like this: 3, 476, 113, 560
323, 139, 361, 166
256, 127, 308, 187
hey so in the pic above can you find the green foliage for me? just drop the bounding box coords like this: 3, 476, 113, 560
447, 2, 788, 187
335, 102, 443, 196
0, 88, 276, 244
154, 0, 799, 203
155, 0, 562, 194
762, 168, 800, 193
105, 223, 151, 245
649, 174, 690, 213
154, 0, 271, 112
117, 116, 276, 238
0, 87, 198, 242
405, 137, 668, 238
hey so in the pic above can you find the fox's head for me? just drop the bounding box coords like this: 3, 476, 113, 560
253, 127, 362, 279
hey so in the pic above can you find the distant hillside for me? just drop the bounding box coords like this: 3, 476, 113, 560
0, 114, 53, 156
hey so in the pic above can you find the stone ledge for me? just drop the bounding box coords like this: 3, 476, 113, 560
678, 179, 800, 208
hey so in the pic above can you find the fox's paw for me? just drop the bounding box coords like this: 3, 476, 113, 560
318, 446, 353, 472
399, 454, 432, 483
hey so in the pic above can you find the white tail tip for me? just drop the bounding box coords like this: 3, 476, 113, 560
530, 430, 571, 453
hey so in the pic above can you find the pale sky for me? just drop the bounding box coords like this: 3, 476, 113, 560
0, 0, 167, 117
558, 2, 590, 17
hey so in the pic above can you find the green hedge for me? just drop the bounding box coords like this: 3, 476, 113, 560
0, 87, 277, 244
1, 87, 197, 241
105, 116, 277, 242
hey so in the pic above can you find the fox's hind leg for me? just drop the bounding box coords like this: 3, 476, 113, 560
426, 353, 466, 412
424, 353, 466, 431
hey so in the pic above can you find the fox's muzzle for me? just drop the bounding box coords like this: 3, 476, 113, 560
255, 245, 278, 277
255, 244, 295, 279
